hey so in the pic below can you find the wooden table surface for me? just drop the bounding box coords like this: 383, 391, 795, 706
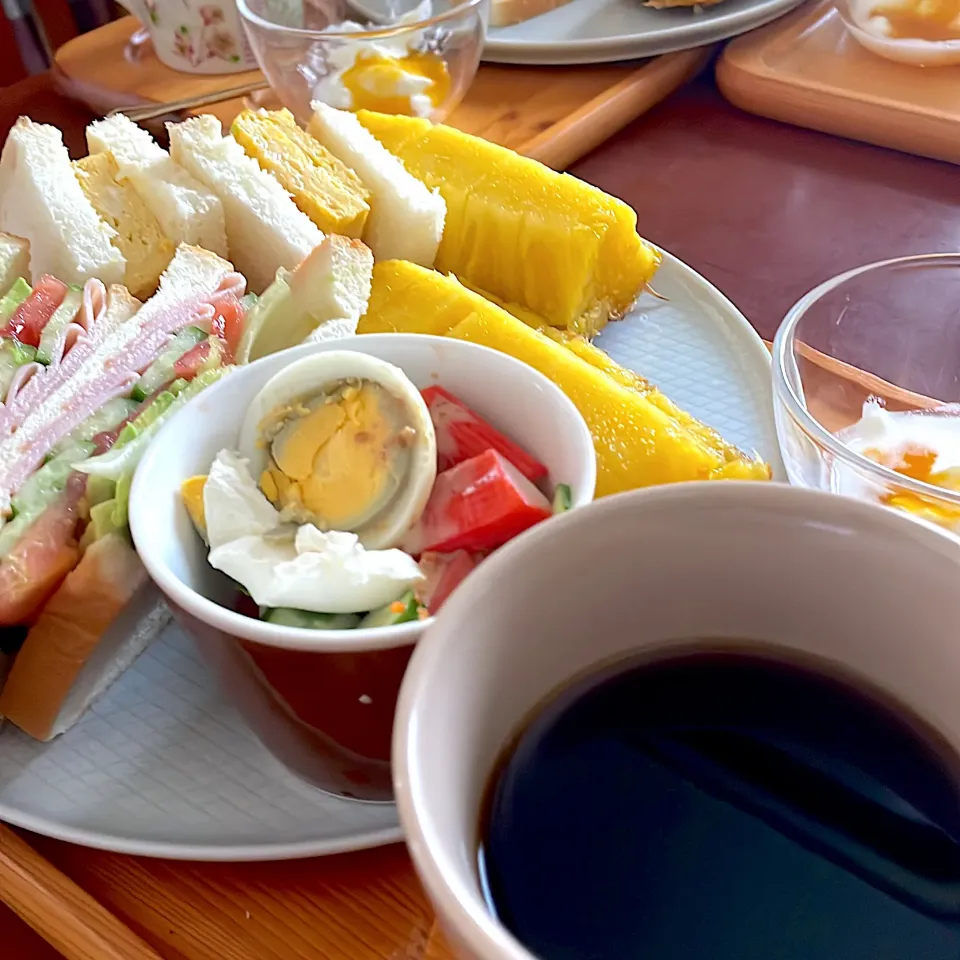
2, 66, 960, 960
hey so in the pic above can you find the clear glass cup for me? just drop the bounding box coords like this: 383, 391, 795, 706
772, 253, 960, 531
236, 0, 488, 123
835, 0, 960, 67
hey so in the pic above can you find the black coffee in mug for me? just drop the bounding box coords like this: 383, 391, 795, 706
478, 649, 960, 959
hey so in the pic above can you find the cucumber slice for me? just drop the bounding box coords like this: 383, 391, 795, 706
0, 339, 38, 399
358, 591, 420, 629
10, 442, 94, 517
131, 326, 207, 401
34, 288, 83, 364
0, 278, 31, 324
47, 396, 139, 459
262, 608, 361, 630
552, 483, 573, 514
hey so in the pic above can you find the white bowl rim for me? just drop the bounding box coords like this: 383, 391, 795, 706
772, 251, 960, 507
392, 479, 960, 960
130, 333, 596, 653
236, 0, 487, 41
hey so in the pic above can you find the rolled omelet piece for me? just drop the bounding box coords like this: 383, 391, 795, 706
539, 328, 771, 482
73, 153, 174, 299
358, 258, 498, 336
231, 109, 371, 239
356, 110, 660, 337
358, 261, 770, 494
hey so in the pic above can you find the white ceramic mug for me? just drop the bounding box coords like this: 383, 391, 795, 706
394, 482, 960, 960
119, 0, 259, 73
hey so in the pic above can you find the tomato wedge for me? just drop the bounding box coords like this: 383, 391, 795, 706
210, 294, 244, 361
416, 550, 479, 614
2, 275, 68, 348
421, 385, 548, 482
404, 449, 552, 555
0, 472, 84, 626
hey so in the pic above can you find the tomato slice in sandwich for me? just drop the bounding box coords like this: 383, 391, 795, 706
0, 473, 84, 626
2, 275, 68, 348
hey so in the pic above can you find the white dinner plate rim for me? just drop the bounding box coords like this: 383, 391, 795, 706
0, 246, 779, 860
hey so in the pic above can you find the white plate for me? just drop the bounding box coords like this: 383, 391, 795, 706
483, 0, 807, 65
0, 249, 781, 861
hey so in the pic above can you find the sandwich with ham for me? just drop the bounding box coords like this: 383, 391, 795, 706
0, 240, 249, 740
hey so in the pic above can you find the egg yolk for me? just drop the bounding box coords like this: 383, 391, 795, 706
259, 382, 410, 530
340, 50, 451, 116
862, 445, 960, 526
870, 0, 960, 40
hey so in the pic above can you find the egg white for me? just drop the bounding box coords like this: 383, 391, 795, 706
238, 351, 437, 549
204, 449, 424, 614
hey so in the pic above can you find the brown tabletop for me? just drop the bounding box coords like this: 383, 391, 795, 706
1, 67, 959, 960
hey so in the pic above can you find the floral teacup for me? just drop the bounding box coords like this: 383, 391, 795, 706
119, 0, 259, 74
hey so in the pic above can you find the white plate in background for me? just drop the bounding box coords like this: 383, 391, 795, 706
483, 0, 807, 65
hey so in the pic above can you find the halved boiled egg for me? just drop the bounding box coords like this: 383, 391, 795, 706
238, 351, 437, 549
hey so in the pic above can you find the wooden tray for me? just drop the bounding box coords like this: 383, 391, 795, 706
716, 0, 960, 167
53, 16, 712, 170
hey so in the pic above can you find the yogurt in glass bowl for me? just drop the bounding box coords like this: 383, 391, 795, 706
237, 0, 489, 123
772, 253, 960, 532
837, 0, 960, 66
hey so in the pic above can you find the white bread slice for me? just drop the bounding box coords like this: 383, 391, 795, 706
0, 232, 29, 291
0, 534, 170, 740
86, 113, 228, 258
242, 235, 373, 362
308, 103, 445, 268
167, 115, 323, 293
0, 117, 126, 286
489, 0, 571, 25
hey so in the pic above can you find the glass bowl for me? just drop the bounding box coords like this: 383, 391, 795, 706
836, 0, 960, 67
772, 253, 960, 532
236, 0, 488, 124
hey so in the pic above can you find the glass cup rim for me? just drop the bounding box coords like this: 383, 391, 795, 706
772, 251, 960, 507
236, 0, 487, 41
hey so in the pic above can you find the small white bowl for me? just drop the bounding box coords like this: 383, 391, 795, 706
129, 334, 594, 801
394, 482, 960, 959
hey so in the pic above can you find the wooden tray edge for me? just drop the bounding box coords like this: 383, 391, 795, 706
716, 6, 960, 166
0, 824, 163, 960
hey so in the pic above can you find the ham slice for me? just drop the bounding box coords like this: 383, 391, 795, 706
0, 247, 244, 518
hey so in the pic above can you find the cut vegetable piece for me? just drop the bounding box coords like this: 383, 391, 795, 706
421, 384, 547, 482
404, 449, 551, 555
34, 287, 83, 364
0, 473, 84, 626
231, 108, 371, 238
131, 325, 207, 401
356, 110, 660, 336
180, 475, 207, 540
210, 293, 245, 359
448, 308, 767, 495
261, 607, 360, 630
552, 483, 572, 514
0, 339, 37, 399
307, 104, 445, 266
3, 275, 68, 348
358, 591, 419, 628
416, 550, 478, 614
75, 367, 226, 483
0, 277, 31, 324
